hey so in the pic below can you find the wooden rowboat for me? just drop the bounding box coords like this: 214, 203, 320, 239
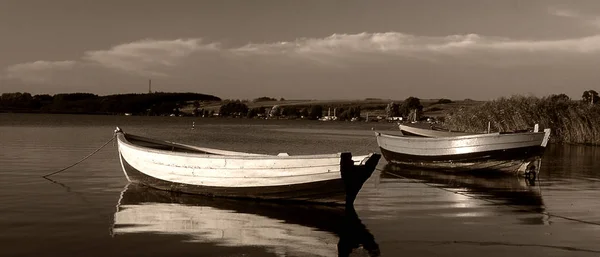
114, 127, 381, 205
374, 128, 551, 176
110, 183, 379, 257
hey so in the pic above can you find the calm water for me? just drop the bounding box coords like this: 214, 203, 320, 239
1, 113, 599, 257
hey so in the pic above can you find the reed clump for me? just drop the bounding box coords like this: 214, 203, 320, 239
444, 95, 600, 145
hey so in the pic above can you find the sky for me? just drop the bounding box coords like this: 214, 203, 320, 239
1, 0, 600, 100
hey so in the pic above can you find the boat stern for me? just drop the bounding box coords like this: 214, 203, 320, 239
340, 152, 381, 207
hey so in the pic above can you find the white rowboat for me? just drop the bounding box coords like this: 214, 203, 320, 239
115, 127, 381, 205
375, 128, 551, 176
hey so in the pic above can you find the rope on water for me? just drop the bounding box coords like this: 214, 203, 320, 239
382, 169, 600, 227
42, 134, 117, 178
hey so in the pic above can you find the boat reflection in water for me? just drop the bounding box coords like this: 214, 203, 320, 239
110, 183, 380, 257
381, 161, 547, 225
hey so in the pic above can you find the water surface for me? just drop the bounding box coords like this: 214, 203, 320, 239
1, 113, 599, 257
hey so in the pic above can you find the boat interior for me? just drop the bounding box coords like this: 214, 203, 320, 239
123, 133, 216, 154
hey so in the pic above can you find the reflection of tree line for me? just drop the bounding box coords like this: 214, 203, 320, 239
542, 144, 600, 178
0, 92, 220, 115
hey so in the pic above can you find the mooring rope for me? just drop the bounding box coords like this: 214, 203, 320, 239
361, 138, 376, 156
42, 134, 116, 178
381, 169, 600, 227
360, 127, 378, 154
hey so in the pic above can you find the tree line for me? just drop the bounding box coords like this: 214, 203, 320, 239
216, 100, 364, 120
0, 92, 221, 115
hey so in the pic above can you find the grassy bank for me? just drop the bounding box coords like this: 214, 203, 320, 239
444, 95, 600, 145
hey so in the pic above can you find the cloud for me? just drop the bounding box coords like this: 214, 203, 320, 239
548, 7, 581, 18
4, 32, 600, 94
5, 60, 77, 83
548, 6, 600, 29
83, 38, 220, 77
231, 32, 600, 66
7, 32, 600, 76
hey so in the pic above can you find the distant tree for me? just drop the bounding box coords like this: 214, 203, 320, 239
308, 105, 323, 120
338, 110, 350, 120
219, 100, 249, 117
258, 106, 267, 116
269, 105, 282, 117
399, 97, 423, 117
279, 97, 285, 101
151, 102, 176, 115
549, 94, 571, 102
436, 98, 453, 104
281, 106, 298, 117
385, 102, 400, 117
0, 92, 35, 109
247, 107, 259, 118
350, 106, 361, 118
335, 107, 345, 119
582, 90, 599, 105
253, 97, 277, 102
333, 106, 361, 120
299, 108, 309, 118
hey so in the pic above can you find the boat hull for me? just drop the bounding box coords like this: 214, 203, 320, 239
119, 153, 348, 204
380, 147, 542, 174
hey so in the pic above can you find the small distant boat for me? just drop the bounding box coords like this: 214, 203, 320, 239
374, 128, 551, 176
114, 127, 381, 205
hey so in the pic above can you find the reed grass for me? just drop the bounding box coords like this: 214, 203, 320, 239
444, 95, 600, 145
